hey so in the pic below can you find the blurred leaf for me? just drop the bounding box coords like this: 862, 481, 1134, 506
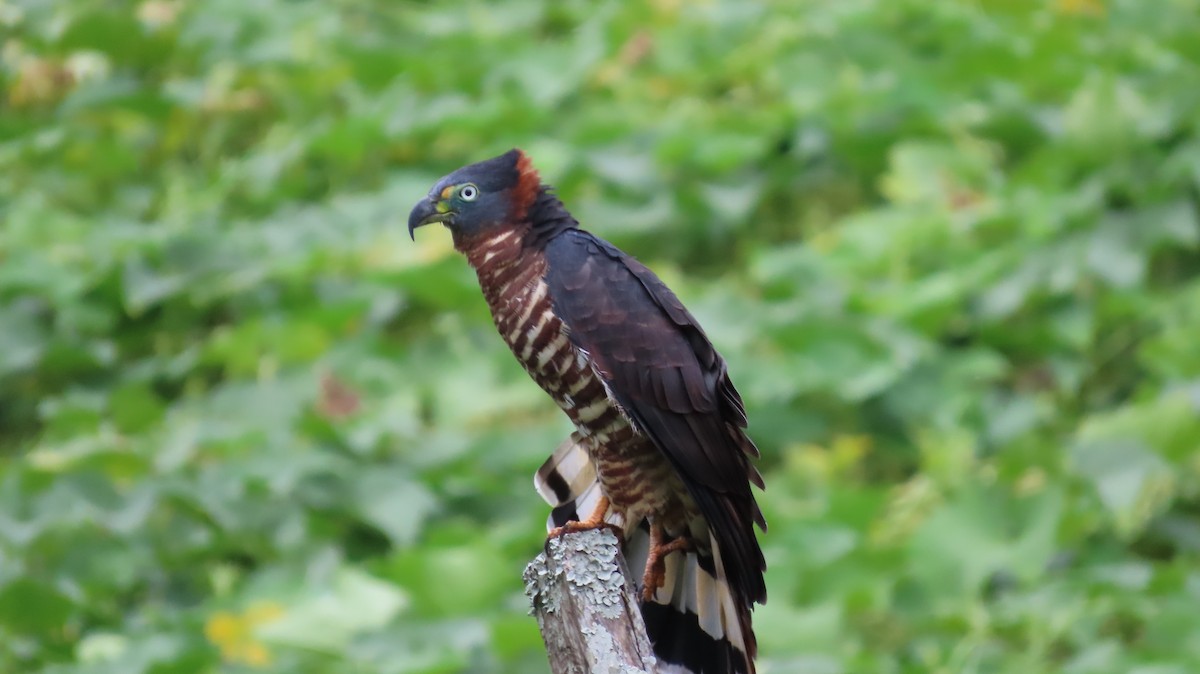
258, 568, 407, 653
0, 578, 74, 635
352, 468, 437, 547
1069, 439, 1176, 537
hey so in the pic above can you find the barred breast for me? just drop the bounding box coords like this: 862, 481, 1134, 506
462, 229, 696, 532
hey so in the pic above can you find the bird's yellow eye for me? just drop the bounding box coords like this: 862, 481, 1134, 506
459, 184, 479, 201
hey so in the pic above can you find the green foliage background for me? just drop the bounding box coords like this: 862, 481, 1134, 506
3, 0, 1200, 672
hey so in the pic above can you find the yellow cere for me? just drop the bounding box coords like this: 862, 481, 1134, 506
440, 185, 454, 199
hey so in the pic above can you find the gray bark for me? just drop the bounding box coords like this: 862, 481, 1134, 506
523, 528, 658, 674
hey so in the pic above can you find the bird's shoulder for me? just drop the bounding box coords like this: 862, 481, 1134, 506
541, 228, 624, 275
542, 229, 705, 338
540, 228, 725, 409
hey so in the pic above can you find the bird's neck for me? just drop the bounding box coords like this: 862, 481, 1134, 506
523, 188, 579, 248
456, 225, 550, 332
456, 225, 533, 276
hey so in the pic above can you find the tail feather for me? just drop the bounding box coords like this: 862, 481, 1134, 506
534, 434, 598, 509
534, 435, 756, 674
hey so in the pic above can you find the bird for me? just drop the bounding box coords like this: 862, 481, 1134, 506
408, 149, 766, 674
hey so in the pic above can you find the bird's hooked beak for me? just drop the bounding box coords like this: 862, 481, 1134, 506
407, 197, 452, 240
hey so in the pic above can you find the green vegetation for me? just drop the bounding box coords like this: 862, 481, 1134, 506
3, 0, 1200, 672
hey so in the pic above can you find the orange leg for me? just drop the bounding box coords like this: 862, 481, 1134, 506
641, 522, 691, 602
547, 495, 623, 540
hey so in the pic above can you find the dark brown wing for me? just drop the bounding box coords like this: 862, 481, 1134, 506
543, 229, 767, 606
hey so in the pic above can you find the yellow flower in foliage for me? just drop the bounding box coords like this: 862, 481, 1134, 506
136, 0, 182, 29
204, 602, 284, 667
828, 434, 871, 475
783, 434, 873, 486
1057, 0, 1106, 16
870, 475, 943, 548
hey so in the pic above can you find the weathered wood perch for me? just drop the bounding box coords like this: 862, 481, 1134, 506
523, 528, 658, 673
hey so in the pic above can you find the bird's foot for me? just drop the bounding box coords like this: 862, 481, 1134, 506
547, 496, 624, 541
641, 523, 691, 602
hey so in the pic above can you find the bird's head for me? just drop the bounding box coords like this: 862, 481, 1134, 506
407, 149, 541, 243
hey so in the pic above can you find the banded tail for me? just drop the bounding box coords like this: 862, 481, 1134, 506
534, 434, 757, 674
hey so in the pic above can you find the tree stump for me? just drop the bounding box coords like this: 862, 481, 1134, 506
523, 528, 658, 673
